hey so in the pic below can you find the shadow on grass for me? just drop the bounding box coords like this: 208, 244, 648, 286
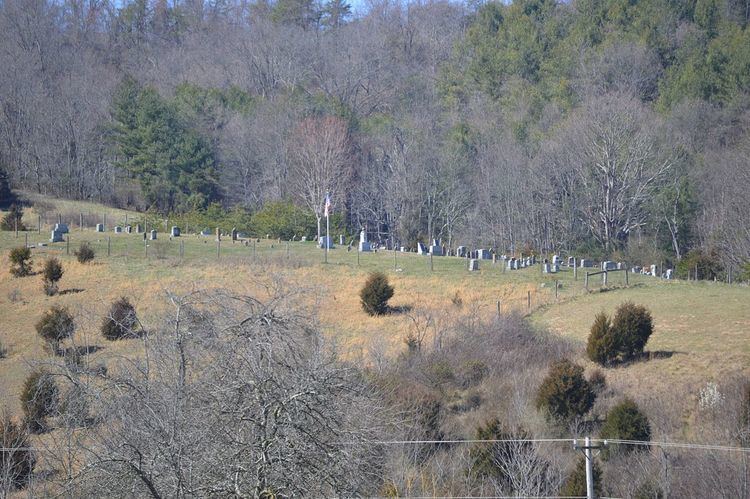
64, 345, 104, 357
59, 288, 85, 295
389, 304, 413, 315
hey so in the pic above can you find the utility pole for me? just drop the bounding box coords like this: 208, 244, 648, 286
574, 437, 605, 499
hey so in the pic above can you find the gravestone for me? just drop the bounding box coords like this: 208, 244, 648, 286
543, 262, 551, 273
114, 226, 122, 234
665, 269, 673, 279
552, 263, 559, 273
477, 249, 491, 260
339, 235, 345, 246
135, 224, 143, 233
579, 259, 595, 268
429, 244, 442, 256
552, 255, 560, 265
457, 246, 467, 258
531, 254, 537, 265
149, 230, 157, 240
602, 261, 617, 271
513, 258, 520, 270
319, 236, 334, 249
519, 258, 526, 268
507, 258, 515, 270
200, 229, 211, 237
54, 223, 69, 234
301, 236, 307, 242
525, 257, 532, 267
231, 228, 237, 241
96, 224, 104, 233
417, 242, 428, 255
468, 259, 479, 271
617, 262, 625, 270
358, 228, 371, 252
171, 226, 180, 237
50, 230, 64, 243
400, 247, 407, 252
631, 266, 642, 274
650, 264, 658, 276
567, 256, 575, 267
125, 225, 132, 234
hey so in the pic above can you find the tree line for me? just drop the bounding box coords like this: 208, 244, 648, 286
0, 0, 749, 274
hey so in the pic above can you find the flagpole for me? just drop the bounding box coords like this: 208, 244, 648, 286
325, 210, 329, 264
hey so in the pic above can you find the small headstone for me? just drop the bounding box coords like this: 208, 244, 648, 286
552, 263, 559, 273
319, 236, 334, 249
567, 256, 575, 266
665, 269, 673, 280
149, 230, 157, 241
171, 226, 180, 237
477, 249, 491, 260
531, 255, 537, 265
301, 236, 307, 242
358, 228, 371, 252
114, 226, 123, 234
50, 230, 64, 243
552, 255, 560, 265
400, 246, 407, 252
231, 228, 237, 241
602, 261, 617, 271
417, 242, 428, 255
507, 258, 515, 270
135, 224, 143, 233
457, 246, 467, 258
54, 223, 69, 234
125, 225, 132, 234
617, 262, 625, 270
200, 229, 211, 237
543, 263, 551, 273
429, 245, 442, 256
96, 224, 104, 233
631, 266, 642, 274
525, 257, 532, 267
339, 235, 345, 246
650, 264, 658, 276
579, 259, 595, 268
513, 259, 520, 270
468, 259, 479, 271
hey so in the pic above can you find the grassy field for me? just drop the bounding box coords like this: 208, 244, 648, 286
1, 197, 749, 422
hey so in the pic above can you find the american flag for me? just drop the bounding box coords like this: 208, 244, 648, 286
324, 193, 332, 217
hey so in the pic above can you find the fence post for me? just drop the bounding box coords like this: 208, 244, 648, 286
38, 215, 41, 233
625, 269, 629, 286
357, 250, 360, 267
25, 232, 28, 248
585, 272, 589, 291
217, 240, 221, 260
430, 252, 433, 272
80, 213, 83, 231
527, 290, 531, 310
253, 240, 256, 261
496, 300, 501, 317
14, 218, 18, 238
107, 237, 111, 257
555, 280, 559, 299
394, 247, 397, 271
602, 270, 607, 287
573, 258, 577, 281
67, 235, 70, 256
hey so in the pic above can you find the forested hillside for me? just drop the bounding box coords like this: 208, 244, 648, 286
1, 0, 749, 271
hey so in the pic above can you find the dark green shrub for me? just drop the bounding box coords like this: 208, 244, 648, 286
101, 297, 139, 340
35, 305, 75, 355
459, 360, 488, 387
74, 242, 95, 264
676, 248, 724, 281
587, 303, 654, 365
359, 272, 394, 316
0, 412, 36, 490
587, 312, 616, 365
600, 398, 651, 459
8, 247, 32, 277
560, 456, 602, 498
41, 258, 64, 296
535, 359, 596, 422
20, 371, 58, 433
612, 302, 653, 361
0, 204, 25, 231
249, 201, 317, 240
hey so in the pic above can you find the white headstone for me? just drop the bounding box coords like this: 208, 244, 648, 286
429, 245, 442, 256
150, 230, 157, 240
457, 246, 467, 258
114, 226, 122, 233
650, 264, 657, 276
468, 259, 479, 271
171, 226, 180, 237
417, 242, 428, 255
54, 223, 69, 234
50, 230, 64, 243
96, 224, 104, 232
